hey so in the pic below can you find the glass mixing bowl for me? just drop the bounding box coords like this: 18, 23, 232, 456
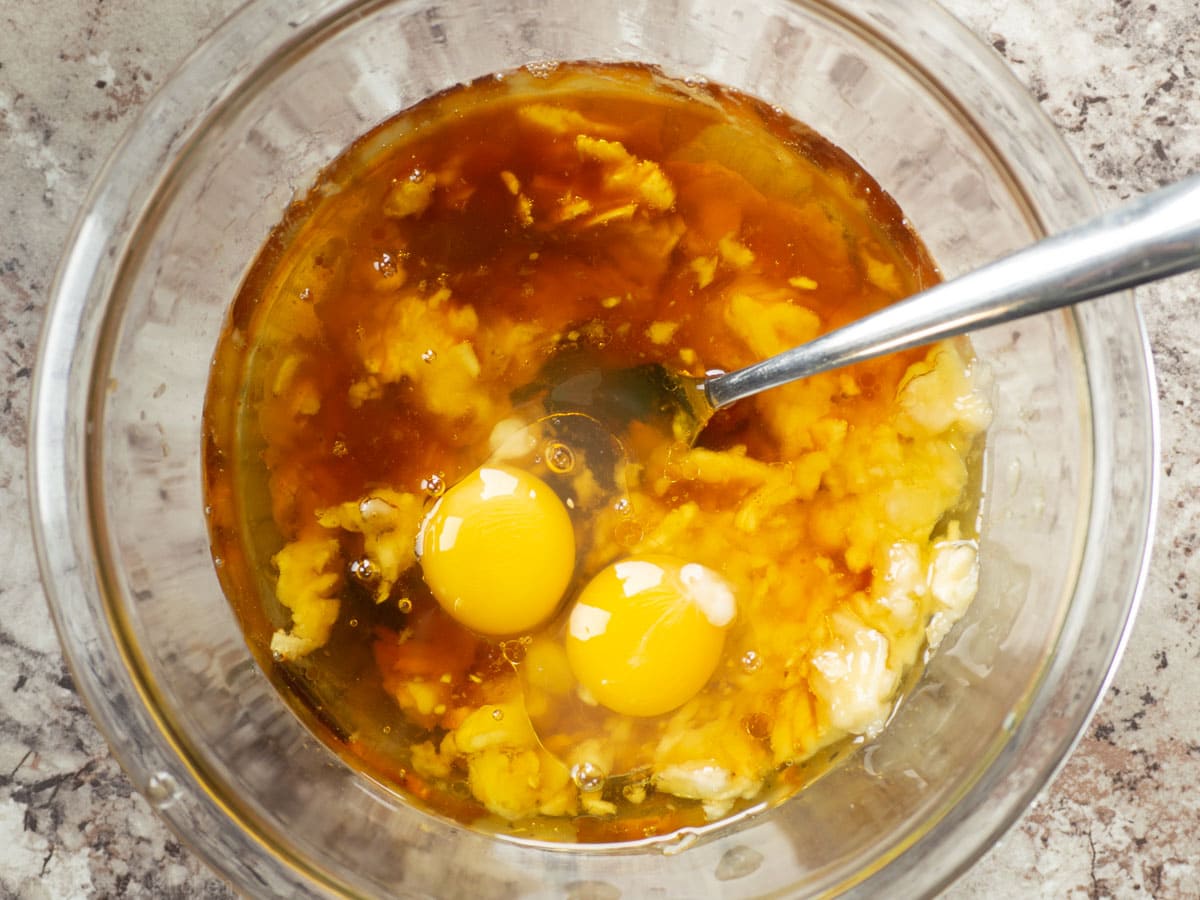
30, 0, 1157, 895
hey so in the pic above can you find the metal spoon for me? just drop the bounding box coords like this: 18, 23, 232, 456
547, 173, 1200, 443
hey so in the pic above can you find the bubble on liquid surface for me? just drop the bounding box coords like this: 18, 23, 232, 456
545, 441, 575, 474
421, 348, 437, 364
740, 650, 762, 673
526, 61, 560, 79
501, 639, 528, 665
570, 761, 605, 792
373, 252, 398, 278
350, 557, 378, 586
421, 472, 446, 497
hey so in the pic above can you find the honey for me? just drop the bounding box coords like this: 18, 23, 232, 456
203, 62, 990, 843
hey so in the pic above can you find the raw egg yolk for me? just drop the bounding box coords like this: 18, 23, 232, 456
417, 464, 575, 636
565, 554, 736, 717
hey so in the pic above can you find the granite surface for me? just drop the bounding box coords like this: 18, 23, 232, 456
1, 0, 1197, 896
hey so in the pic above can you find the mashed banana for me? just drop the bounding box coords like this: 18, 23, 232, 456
204, 62, 991, 841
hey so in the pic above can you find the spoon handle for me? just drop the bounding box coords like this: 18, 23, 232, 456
705, 173, 1200, 411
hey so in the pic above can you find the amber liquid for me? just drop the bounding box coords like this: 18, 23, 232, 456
204, 62, 951, 842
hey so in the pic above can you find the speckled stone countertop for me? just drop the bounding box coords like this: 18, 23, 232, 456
1, 1, 1197, 896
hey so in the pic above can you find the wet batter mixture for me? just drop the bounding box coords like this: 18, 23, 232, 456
203, 62, 991, 843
